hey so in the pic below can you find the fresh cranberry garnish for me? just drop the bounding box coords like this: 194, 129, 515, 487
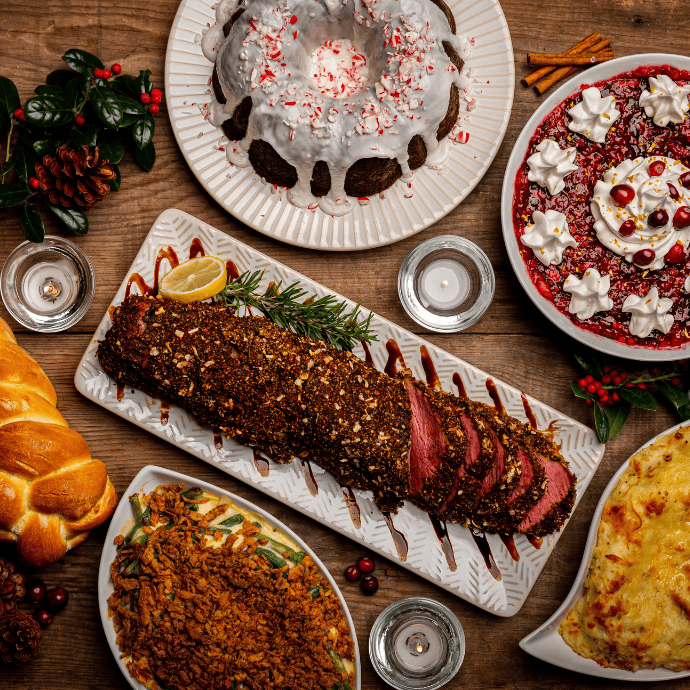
25, 580, 47, 604
344, 565, 361, 582
46, 586, 69, 612
648, 209, 669, 228
674, 206, 690, 229
360, 575, 379, 595
668, 183, 680, 200
610, 184, 635, 206
357, 556, 375, 574
648, 160, 665, 176
632, 248, 656, 266
33, 608, 53, 626
619, 219, 636, 237
664, 243, 686, 264
680, 172, 690, 188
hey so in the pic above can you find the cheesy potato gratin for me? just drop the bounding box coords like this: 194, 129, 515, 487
560, 426, 690, 671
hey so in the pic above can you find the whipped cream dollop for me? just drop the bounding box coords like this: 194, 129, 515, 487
622, 286, 674, 338
567, 87, 620, 143
639, 75, 690, 127
520, 209, 577, 266
591, 156, 690, 270
563, 269, 613, 320
686, 274, 690, 293
526, 139, 578, 196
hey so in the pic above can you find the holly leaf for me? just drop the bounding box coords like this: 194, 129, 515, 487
97, 130, 125, 165
119, 112, 141, 129
45, 203, 88, 234
64, 77, 83, 109
112, 75, 139, 98
34, 85, 65, 98
24, 95, 74, 127
0, 184, 30, 208
571, 380, 592, 401
0, 76, 20, 118
656, 380, 690, 411
135, 69, 153, 95
604, 402, 630, 441
617, 386, 658, 411
33, 139, 57, 157
132, 113, 155, 150
572, 351, 604, 378
18, 204, 45, 243
108, 163, 121, 191
47, 69, 78, 87
13, 144, 36, 186
0, 161, 16, 180
118, 95, 146, 116
69, 123, 98, 148
62, 49, 103, 76
593, 402, 610, 443
90, 83, 123, 128
133, 140, 155, 171
679, 402, 690, 422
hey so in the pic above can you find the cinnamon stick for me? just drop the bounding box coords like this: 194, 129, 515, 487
521, 33, 601, 87
534, 38, 612, 95
527, 51, 614, 66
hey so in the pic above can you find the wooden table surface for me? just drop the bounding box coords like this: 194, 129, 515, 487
1, 1, 688, 688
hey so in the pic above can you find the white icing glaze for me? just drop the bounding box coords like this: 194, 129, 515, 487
205, 0, 470, 215
567, 86, 620, 143
520, 209, 577, 266
216, 0, 240, 25
202, 25, 226, 62
563, 268, 613, 320
591, 156, 690, 270
622, 286, 674, 338
639, 75, 690, 127
686, 274, 690, 293
526, 139, 578, 196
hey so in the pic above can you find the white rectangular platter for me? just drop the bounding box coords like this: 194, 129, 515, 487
75, 208, 605, 616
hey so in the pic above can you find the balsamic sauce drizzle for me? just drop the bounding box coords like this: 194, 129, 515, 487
429, 515, 457, 572
159, 400, 170, 426
383, 512, 409, 562
470, 527, 502, 581
342, 486, 362, 530
253, 450, 270, 477
383, 339, 405, 377
301, 459, 319, 496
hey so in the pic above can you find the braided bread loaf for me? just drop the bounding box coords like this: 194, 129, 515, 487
0, 317, 117, 567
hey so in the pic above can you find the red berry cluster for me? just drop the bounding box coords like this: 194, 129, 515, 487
577, 366, 629, 406
25, 580, 69, 627
343, 556, 378, 595
140, 88, 163, 114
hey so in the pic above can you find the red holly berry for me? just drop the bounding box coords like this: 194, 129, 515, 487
585, 375, 594, 384
612, 376, 621, 385
604, 365, 611, 373
586, 383, 597, 394
610, 184, 635, 206
93, 68, 103, 78
596, 388, 607, 398
344, 565, 361, 582
102, 68, 112, 79
33, 608, 53, 626
648, 160, 665, 177
75, 114, 85, 126
28, 177, 40, 190
151, 94, 162, 104
13, 108, 26, 121
619, 372, 627, 381
671, 377, 682, 386
673, 207, 690, 229
638, 383, 647, 390
600, 395, 609, 405
648, 209, 669, 228
651, 367, 660, 376
633, 248, 656, 266
140, 93, 151, 104
151, 88, 162, 98
111, 63, 122, 74
593, 381, 601, 389
612, 392, 621, 403
619, 219, 636, 237
602, 374, 611, 384
625, 382, 634, 388
584, 399, 592, 405
360, 575, 379, 595
665, 243, 686, 265
610, 370, 619, 377
148, 104, 159, 114
578, 378, 587, 388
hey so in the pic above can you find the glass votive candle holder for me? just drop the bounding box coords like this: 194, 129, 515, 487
398, 235, 495, 333
369, 597, 465, 690
1, 236, 95, 333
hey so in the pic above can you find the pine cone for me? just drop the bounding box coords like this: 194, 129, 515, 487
0, 558, 26, 616
35, 144, 116, 210
0, 611, 42, 664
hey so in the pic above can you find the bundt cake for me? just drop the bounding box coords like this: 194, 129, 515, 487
201, 0, 472, 215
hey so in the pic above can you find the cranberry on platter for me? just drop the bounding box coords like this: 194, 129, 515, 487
633, 248, 656, 266
648, 160, 665, 176
344, 565, 362, 582
668, 183, 680, 200
665, 243, 686, 264
25, 579, 47, 604
46, 586, 69, 612
674, 206, 690, 229
33, 608, 53, 627
360, 575, 379, 595
357, 556, 375, 574
610, 184, 635, 206
619, 219, 636, 237
648, 209, 669, 228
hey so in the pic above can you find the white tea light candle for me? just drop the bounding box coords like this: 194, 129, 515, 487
417, 259, 470, 311
21, 258, 79, 313
393, 619, 446, 673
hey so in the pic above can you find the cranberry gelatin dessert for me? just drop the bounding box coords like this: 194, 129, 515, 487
513, 66, 690, 350
200, 0, 472, 216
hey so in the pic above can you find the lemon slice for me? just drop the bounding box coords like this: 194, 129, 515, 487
159, 256, 227, 304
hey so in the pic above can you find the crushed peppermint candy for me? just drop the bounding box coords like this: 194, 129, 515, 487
311, 40, 368, 99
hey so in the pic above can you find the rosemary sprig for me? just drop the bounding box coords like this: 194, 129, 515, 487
216, 269, 377, 351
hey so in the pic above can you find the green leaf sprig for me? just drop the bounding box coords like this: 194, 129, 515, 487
570, 349, 690, 443
0, 49, 161, 242
216, 269, 377, 351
